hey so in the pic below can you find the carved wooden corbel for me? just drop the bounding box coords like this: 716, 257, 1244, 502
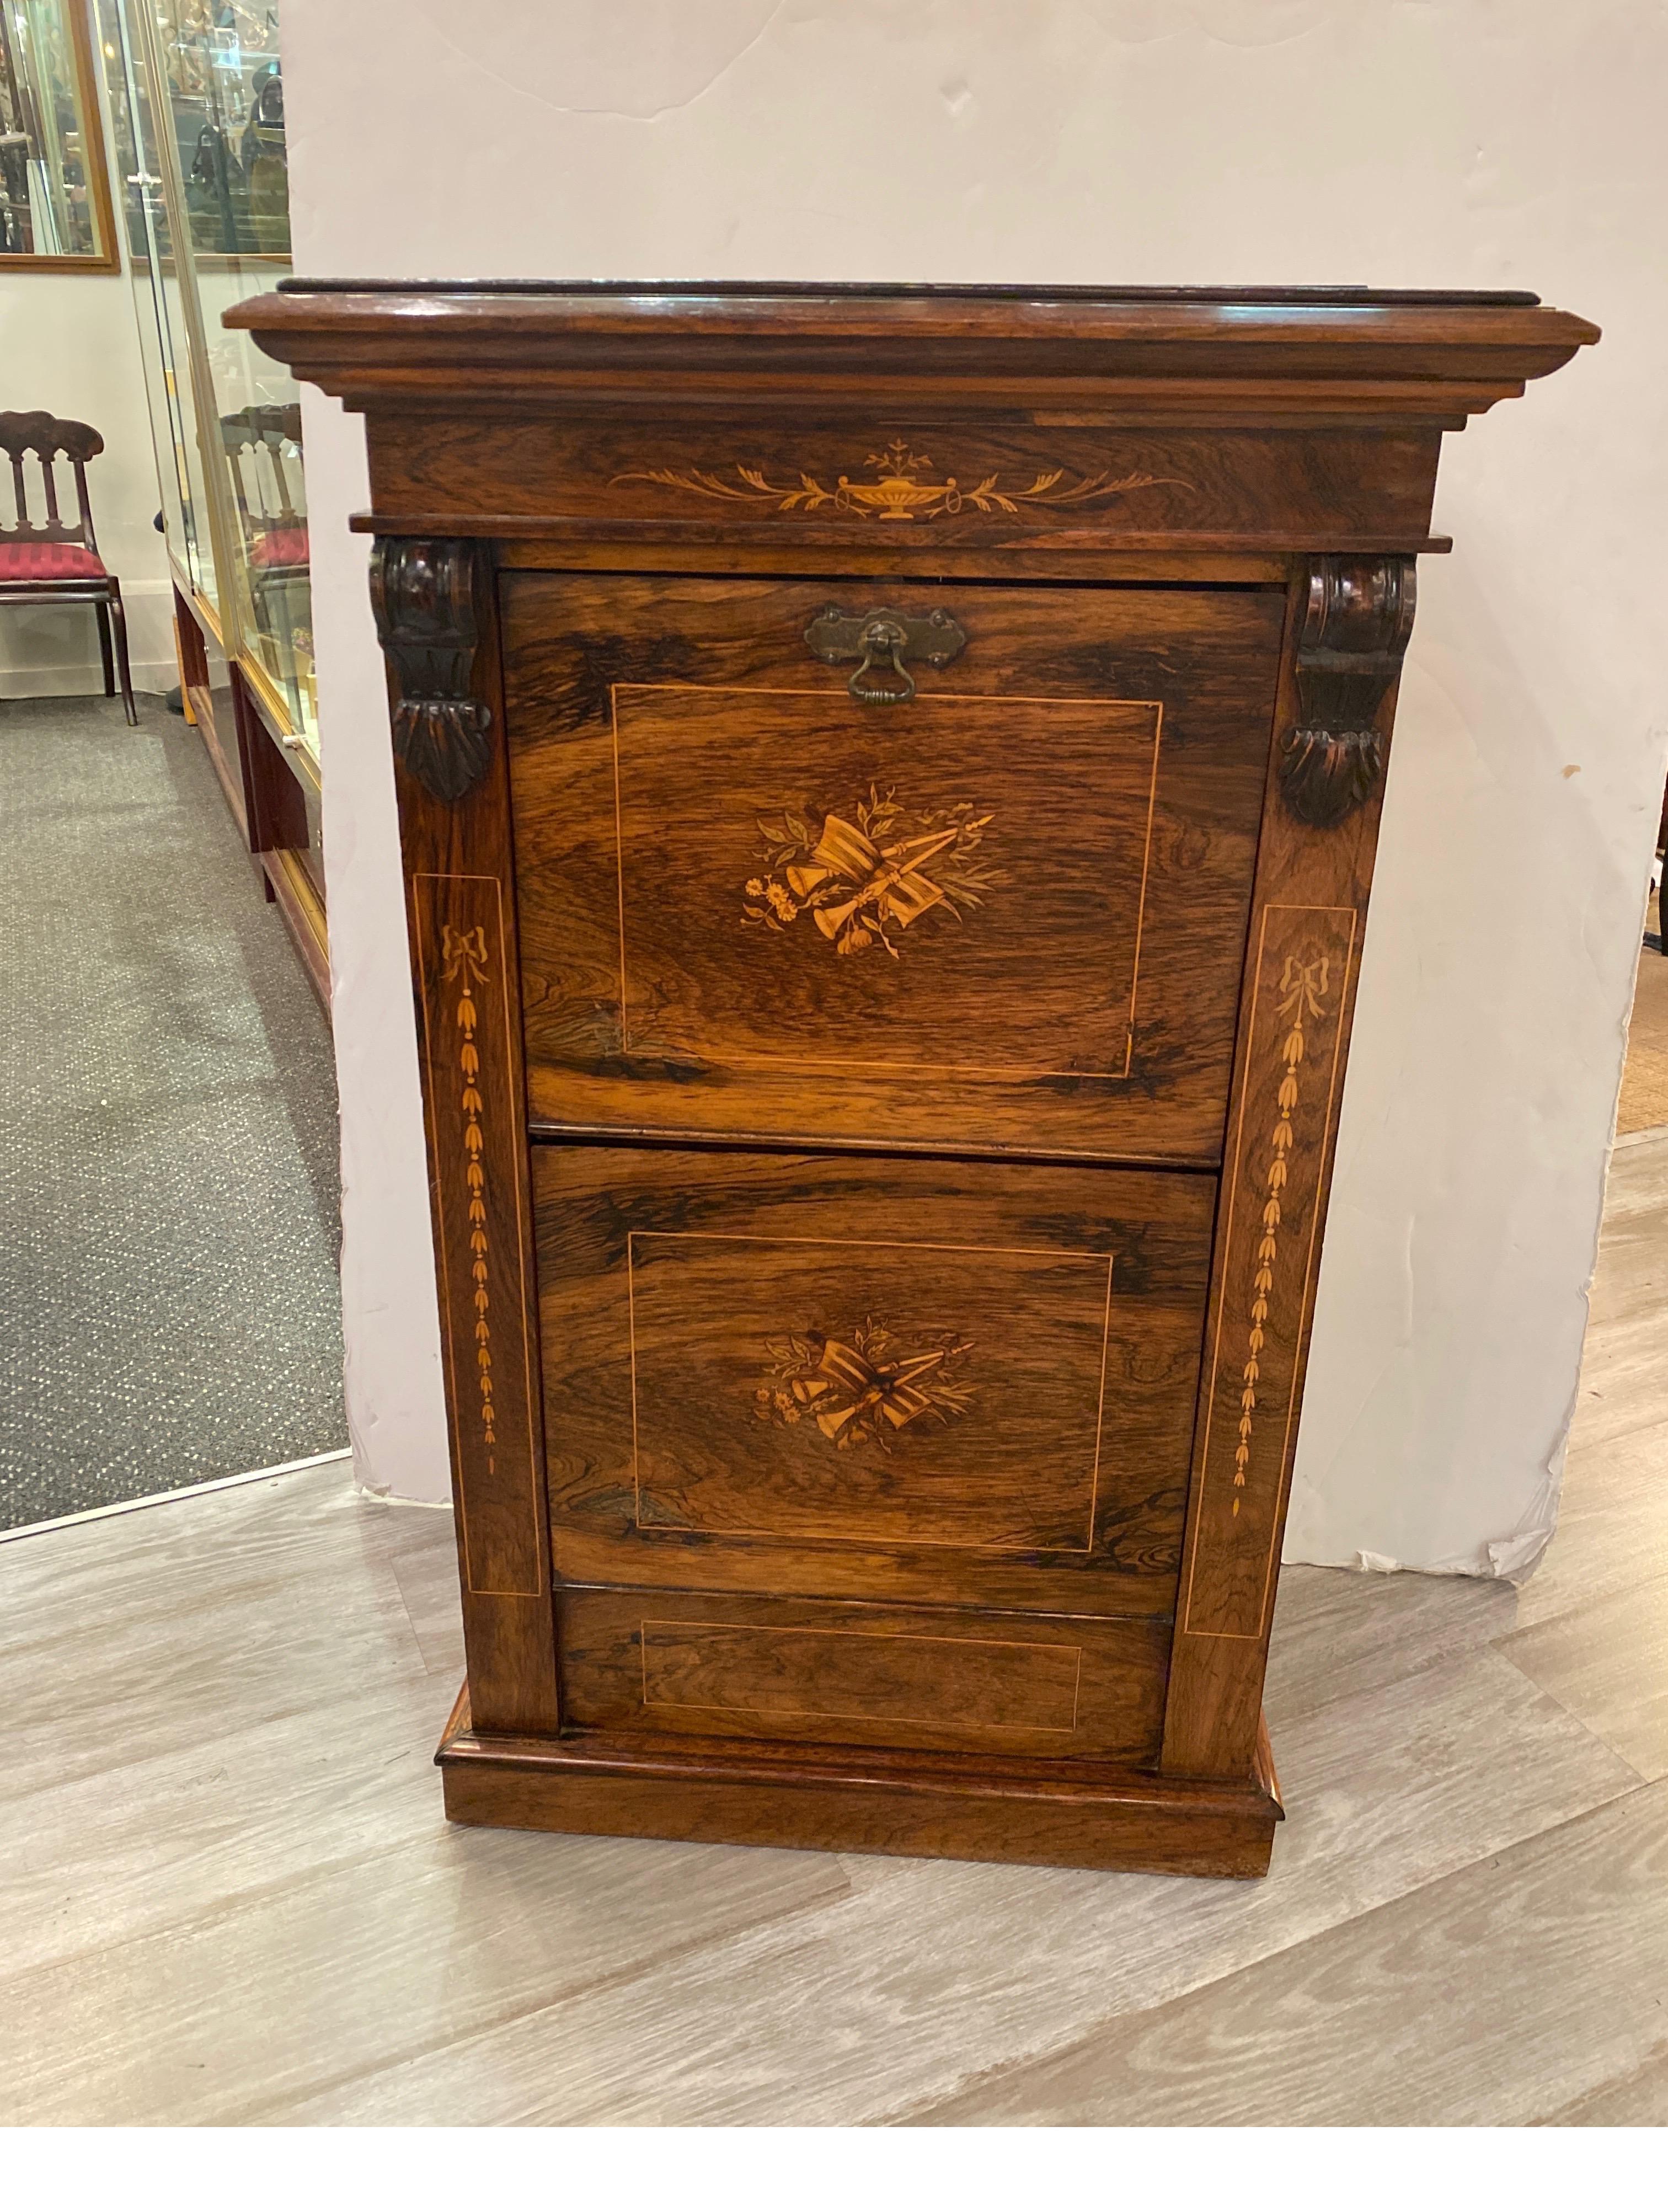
368, 538, 493, 802
1280, 557, 1417, 829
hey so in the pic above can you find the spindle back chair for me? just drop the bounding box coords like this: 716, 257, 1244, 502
0, 410, 137, 724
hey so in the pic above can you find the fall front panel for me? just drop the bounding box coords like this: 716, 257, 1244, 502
502, 576, 1283, 1162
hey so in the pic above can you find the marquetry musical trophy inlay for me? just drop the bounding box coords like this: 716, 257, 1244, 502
743, 785, 1000, 958
755, 1317, 976, 1450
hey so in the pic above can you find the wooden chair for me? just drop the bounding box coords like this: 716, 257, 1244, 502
0, 410, 137, 724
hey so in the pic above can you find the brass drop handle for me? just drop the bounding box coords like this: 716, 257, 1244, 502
804, 603, 967, 704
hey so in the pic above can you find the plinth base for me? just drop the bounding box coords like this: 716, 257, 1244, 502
436, 1684, 1282, 1879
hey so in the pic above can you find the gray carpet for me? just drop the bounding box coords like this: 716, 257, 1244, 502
1, 692, 346, 1530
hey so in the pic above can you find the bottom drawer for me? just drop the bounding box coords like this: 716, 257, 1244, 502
559, 1588, 1169, 1763
536, 1144, 1216, 1620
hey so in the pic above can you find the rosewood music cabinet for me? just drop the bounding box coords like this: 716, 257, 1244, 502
233, 281, 1596, 1877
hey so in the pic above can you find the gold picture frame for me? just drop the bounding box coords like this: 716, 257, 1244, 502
0, 0, 119, 272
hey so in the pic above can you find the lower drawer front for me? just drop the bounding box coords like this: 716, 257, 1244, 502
536, 1144, 1216, 1618
559, 1588, 1169, 1763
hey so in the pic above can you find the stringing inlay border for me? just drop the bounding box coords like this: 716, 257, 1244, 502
626, 1228, 1116, 1555
610, 683, 1163, 1082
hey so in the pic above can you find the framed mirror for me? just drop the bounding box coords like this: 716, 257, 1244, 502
1, 0, 117, 270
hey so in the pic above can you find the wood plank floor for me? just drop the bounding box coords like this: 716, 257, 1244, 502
6, 1135, 1666, 2126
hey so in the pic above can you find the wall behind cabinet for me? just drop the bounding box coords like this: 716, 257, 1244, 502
282, 0, 1668, 1576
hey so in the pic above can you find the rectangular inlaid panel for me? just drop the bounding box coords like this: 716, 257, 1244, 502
611, 685, 1159, 1084
504, 576, 1283, 1162
558, 1588, 1169, 1761
627, 1225, 1113, 1550
644, 1622, 1081, 1732
535, 1145, 1216, 1617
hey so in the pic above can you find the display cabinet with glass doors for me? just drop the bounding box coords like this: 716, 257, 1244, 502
97, 0, 325, 1004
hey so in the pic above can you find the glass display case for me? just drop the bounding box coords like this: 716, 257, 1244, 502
99, 0, 217, 605
97, 0, 324, 999
150, 0, 314, 744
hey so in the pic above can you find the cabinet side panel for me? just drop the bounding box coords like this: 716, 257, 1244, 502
1162, 558, 1408, 1777
379, 539, 561, 1736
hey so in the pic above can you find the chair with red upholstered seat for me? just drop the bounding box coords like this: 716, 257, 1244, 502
0, 410, 137, 725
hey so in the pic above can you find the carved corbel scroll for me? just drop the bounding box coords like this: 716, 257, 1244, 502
369, 538, 493, 802
1280, 557, 1416, 829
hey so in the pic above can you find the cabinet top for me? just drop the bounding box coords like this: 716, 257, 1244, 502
232, 279, 1597, 429
275, 277, 1553, 306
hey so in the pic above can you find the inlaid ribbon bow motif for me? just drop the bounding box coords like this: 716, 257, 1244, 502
755, 1317, 975, 1453
744, 784, 1001, 958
